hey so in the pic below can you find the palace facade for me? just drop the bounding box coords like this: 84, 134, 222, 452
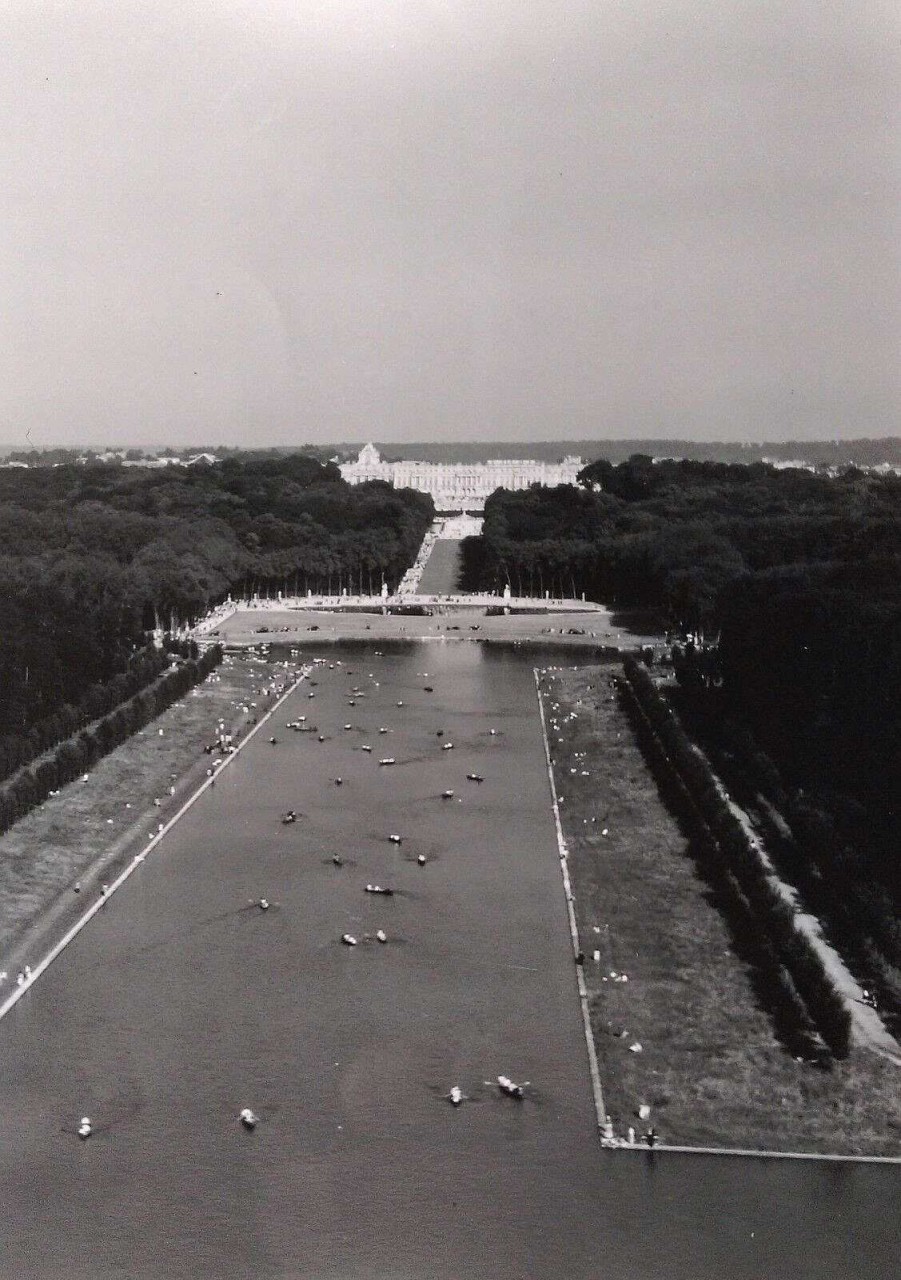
338, 443, 584, 511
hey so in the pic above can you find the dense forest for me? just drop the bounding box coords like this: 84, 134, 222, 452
0, 456, 432, 746
462, 457, 900, 1015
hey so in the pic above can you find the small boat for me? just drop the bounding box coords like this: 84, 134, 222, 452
396, 701, 404, 707
442, 742, 454, 751
424, 686, 434, 693
417, 854, 427, 866
335, 778, 343, 786
378, 727, 389, 735
258, 898, 270, 911
361, 745, 373, 753
344, 724, 352, 731
388, 834, 402, 845
332, 855, 344, 867
365, 885, 394, 896
497, 1075, 526, 1099
77, 1117, 92, 1140
441, 790, 454, 800
466, 773, 484, 784
448, 1086, 465, 1107
376, 929, 387, 943
281, 811, 297, 824
341, 933, 358, 946
379, 758, 395, 766
239, 1108, 258, 1129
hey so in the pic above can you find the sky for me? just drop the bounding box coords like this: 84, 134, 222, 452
1, 1, 898, 447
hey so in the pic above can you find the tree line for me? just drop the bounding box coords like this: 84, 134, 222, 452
0, 456, 433, 750
0, 645, 223, 837
461, 456, 900, 1023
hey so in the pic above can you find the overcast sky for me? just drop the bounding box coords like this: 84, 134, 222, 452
1, 1, 898, 447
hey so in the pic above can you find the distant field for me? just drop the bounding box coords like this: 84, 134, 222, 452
359, 438, 901, 467
540, 663, 901, 1156
3, 437, 899, 465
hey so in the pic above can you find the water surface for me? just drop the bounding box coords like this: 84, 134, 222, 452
0, 644, 895, 1279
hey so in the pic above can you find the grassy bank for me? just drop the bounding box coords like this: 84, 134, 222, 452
538, 663, 900, 1157
0, 652, 298, 975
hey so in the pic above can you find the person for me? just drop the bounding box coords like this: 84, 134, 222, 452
645, 1127, 657, 1148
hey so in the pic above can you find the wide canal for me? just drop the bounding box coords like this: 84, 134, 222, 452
0, 643, 895, 1278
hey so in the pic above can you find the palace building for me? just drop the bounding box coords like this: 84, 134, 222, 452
338, 443, 584, 511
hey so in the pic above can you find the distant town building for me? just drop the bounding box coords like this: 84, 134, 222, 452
338, 443, 584, 510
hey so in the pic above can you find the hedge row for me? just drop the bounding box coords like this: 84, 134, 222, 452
671, 652, 899, 1024
0, 638, 201, 785
621, 656, 853, 1058
615, 667, 821, 1057
0, 645, 222, 837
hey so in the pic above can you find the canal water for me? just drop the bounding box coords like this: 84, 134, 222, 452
0, 643, 895, 1279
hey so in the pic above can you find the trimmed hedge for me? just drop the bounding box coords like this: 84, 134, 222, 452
0, 645, 223, 837
621, 655, 853, 1058
0, 640, 203, 785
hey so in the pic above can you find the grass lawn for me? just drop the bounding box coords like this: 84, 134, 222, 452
0, 652, 294, 972
538, 662, 901, 1157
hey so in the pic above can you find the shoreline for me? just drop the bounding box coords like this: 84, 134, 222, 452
0, 654, 305, 995
0, 663, 310, 1025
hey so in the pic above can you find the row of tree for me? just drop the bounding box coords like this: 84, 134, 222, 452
0, 641, 195, 785
0, 646, 223, 837
0, 457, 433, 747
621, 657, 852, 1058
